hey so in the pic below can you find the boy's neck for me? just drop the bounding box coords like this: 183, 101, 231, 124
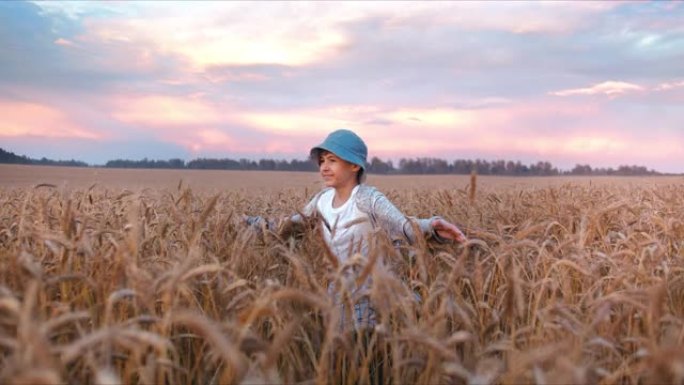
333, 182, 359, 208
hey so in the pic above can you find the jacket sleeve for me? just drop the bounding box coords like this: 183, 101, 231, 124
287, 188, 322, 224
370, 190, 446, 245
245, 188, 326, 236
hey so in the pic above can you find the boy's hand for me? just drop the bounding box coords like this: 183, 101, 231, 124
431, 218, 467, 243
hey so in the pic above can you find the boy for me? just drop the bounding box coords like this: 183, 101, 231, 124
247, 129, 466, 329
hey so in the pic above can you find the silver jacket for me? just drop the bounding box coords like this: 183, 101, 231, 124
248, 184, 444, 245
246, 185, 443, 331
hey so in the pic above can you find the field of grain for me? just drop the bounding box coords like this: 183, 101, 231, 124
1, 165, 683, 384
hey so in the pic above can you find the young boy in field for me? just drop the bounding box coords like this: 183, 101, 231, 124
246, 129, 466, 330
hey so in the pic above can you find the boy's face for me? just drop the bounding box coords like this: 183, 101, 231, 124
318, 151, 360, 189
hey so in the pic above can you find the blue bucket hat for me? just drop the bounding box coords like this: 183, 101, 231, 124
310, 129, 368, 174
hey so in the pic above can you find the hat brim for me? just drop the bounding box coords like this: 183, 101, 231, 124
309, 145, 366, 171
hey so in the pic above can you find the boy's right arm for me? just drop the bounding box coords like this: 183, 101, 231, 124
244, 189, 325, 237
275, 191, 320, 237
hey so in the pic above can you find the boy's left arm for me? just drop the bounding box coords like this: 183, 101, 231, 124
371, 191, 465, 245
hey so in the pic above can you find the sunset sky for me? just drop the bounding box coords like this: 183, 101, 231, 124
1, 1, 683, 172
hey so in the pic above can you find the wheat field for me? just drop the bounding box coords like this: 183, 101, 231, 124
1, 165, 683, 384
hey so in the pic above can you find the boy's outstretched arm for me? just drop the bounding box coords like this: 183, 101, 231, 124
371, 190, 466, 245
242, 188, 328, 238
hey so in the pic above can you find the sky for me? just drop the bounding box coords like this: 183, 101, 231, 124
1, 1, 683, 172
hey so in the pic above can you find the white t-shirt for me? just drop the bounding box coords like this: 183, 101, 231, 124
316, 185, 374, 263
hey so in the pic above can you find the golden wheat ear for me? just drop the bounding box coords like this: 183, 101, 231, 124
469, 169, 477, 204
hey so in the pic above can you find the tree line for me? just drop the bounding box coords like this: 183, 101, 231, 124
105, 157, 318, 172
0, 147, 666, 176
0, 148, 88, 167
102, 156, 662, 176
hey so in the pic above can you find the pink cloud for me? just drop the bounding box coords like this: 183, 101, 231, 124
0, 101, 102, 140
522, 135, 683, 168
163, 128, 302, 156
240, 110, 360, 136
550, 81, 645, 97
54, 38, 77, 47
510, 135, 627, 156
69, 19, 169, 74
172, 128, 236, 153
111, 95, 224, 126
202, 70, 271, 84
77, 7, 348, 70
386, 2, 622, 34
655, 80, 684, 91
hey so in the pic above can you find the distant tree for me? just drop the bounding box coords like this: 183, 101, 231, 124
186, 158, 241, 170
168, 158, 185, 168
258, 159, 276, 170
615, 165, 657, 176
0, 148, 33, 164
473, 159, 490, 175
368, 156, 394, 174
530, 161, 558, 176
275, 159, 291, 171
289, 159, 317, 172
570, 164, 593, 175
505, 161, 517, 175
490, 160, 506, 175
452, 159, 474, 174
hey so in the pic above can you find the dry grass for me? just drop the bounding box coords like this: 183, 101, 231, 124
1, 167, 684, 384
